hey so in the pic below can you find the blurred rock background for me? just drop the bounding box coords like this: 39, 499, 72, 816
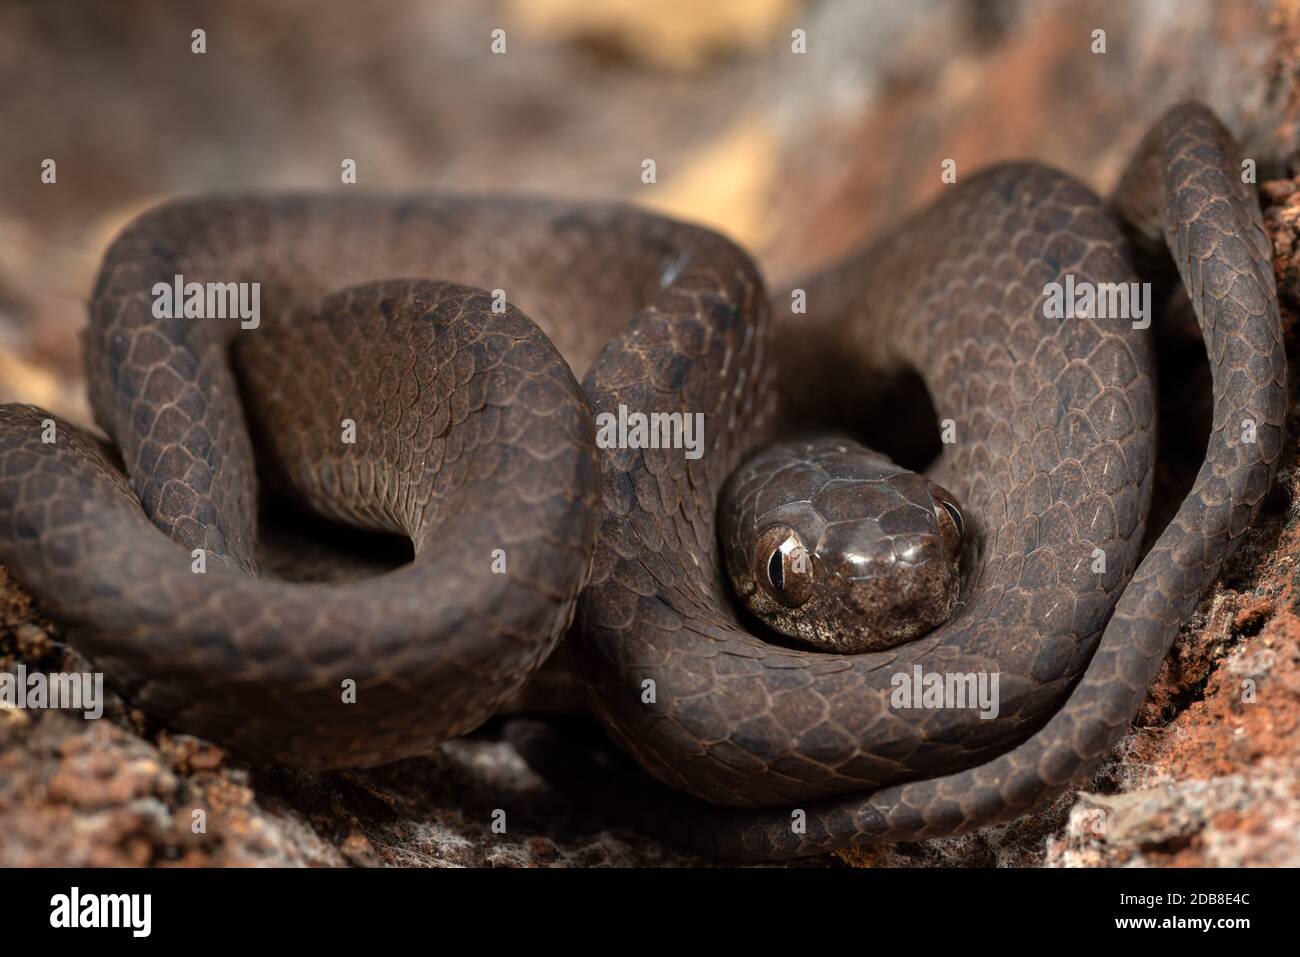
2, 0, 1299, 866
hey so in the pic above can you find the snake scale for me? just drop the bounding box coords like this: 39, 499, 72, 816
0, 102, 1286, 859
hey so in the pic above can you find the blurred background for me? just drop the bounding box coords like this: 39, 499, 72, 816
2, 0, 1299, 867
2, 0, 1294, 422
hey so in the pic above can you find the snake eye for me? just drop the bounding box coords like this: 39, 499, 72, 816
756, 525, 815, 607
931, 486, 965, 543
767, 547, 785, 590
940, 501, 964, 538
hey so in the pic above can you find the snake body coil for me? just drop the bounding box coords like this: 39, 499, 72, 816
0, 102, 1286, 858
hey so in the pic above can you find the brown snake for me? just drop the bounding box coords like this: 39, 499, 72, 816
0, 102, 1286, 859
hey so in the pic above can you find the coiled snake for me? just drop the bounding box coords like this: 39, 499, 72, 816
0, 102, 1285, 859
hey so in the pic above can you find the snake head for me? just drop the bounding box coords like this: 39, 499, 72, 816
722, 437, 965, 654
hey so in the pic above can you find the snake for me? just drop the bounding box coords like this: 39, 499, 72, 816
0, 102, 1285, 860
